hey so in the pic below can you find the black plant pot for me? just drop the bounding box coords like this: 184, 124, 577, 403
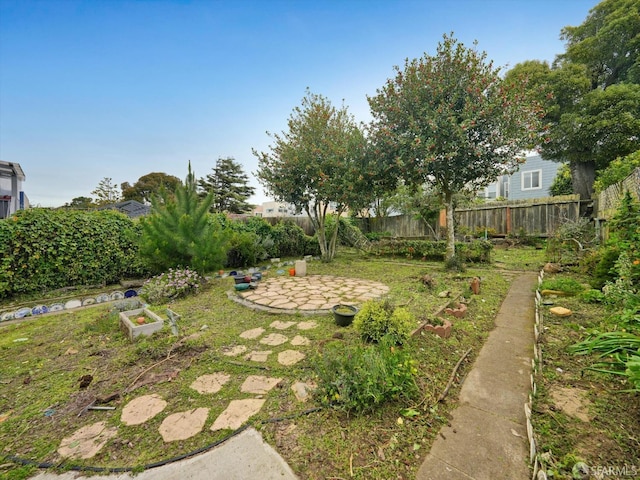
332, 304, 358, 327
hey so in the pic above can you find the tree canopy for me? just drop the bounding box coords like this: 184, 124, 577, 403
254, 90, 371, 262
121, 172, 182, 204
197, 157, 255, 214
506, 0, 640, 198
368, 34, 542, 259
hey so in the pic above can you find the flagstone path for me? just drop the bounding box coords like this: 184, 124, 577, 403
56, 274, 390, 462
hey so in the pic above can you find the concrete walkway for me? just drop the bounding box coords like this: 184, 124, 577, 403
416, 273, 536, 480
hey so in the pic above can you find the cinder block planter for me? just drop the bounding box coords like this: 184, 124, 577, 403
120, 308, 164, 340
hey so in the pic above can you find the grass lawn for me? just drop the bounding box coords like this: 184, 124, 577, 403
1, 246, 547, 479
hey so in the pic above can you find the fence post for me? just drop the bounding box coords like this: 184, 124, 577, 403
506, 206, 512, 235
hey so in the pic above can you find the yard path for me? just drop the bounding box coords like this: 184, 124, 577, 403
416, 273, 536, 480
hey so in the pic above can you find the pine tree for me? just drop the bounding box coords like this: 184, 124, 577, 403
197, 157, 255, 214
140, 163, 231, 274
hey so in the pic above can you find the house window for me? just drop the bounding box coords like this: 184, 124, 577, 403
521, 170, 542, 190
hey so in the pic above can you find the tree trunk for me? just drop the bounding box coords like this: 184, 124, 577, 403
444, 191, 455, 260
570, 161, 596, 200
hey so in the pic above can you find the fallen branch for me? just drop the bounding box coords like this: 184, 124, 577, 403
438, 348, 472, 402
124, 353, 177, 394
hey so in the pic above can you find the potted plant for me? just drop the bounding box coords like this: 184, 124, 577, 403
332, 304, 358, 326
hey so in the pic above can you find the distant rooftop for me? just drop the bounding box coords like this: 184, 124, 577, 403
0, 161, 26, 180
99, 200, 151, 218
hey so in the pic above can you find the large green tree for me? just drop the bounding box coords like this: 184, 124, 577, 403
254, 90, 371, 262
368, 34, 542, 260
197, 157, 255, 214
121, 172, 182, 204
506, 0, 640, 198
139, 164, 230, 275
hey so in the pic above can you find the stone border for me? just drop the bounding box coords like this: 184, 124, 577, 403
527, 268, 547, 480
0, 288, 142, 324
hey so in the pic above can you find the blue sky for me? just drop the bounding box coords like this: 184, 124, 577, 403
1, 0, 597, 207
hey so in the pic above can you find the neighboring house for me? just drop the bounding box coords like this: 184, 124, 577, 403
480, 154, 563, 201
253, 200, 348, 218
98, 200, 151, 218
0, 161, 29, 219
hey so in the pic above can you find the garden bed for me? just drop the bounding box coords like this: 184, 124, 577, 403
0, 248, 545, 479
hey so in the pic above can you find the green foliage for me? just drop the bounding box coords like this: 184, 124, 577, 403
549, 164, 573, 196
121, 172, 182, 203
591, 247, 620, 289
364, 231, 392, 242
539, 277, 585, 295
197, 157, 255, 214
369, 33, 542, 259
254, 89, 372, 262
314, 336, 419, 413
140, 268, 202, 305
578, 289, 605, 303
0, 208, 146, 299
546, 217, 596, 265
91, 177, 121, 205
139, 165, 231, 275
353, 299, 415, 344
226, 231, 267, 268
369, 238, 492, 263
444, 255, 466, 272
594, 150, 640, 193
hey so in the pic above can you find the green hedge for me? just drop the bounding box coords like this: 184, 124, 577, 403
0, 208, 147, 298
369, 238, 492, 263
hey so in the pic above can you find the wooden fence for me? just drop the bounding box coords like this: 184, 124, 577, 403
595, 167, 640, 221
454, 195, 583, 238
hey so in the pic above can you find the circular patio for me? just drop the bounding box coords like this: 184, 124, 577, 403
229, 274, 390, 314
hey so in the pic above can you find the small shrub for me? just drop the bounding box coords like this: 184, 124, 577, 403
314, 335, 419, 413
141, 268, 202, 305
353, 299, 415, 344
579, 289, 605, 304
539, 277, 585, 295
444, 255, 466, 272
591, 247, 620, 289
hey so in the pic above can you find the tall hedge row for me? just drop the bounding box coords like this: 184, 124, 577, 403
0, 208, 147, 299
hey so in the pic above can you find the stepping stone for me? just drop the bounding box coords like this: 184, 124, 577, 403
278, 350, 306, 366
159, 407, 209, 442
190, 373, 231, 394
222, 345, 247, 357
297, 321, 318, 330
270, 321, 296, 330
211, 399, 265, 431
260, 333, 288, 346
58, 421, 117, 459
121, 394, 167, 426
240, 327, 265, 339
291, 381, 316, 402
290, 335, 310, 346
245, 350, 272, 362
241, 375, 283, 394
549, 306, 572, 317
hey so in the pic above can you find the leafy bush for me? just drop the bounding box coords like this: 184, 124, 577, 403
594, 149, 640, 194
369, 239, 492, 263
314, 335, 419, 413
141, 268, 202, 305
364, 231, 392, 241
539, 277, 585, 295
353, 299, 415, 344
549, 163, 573, 196
226, 231, 269, 267
0, 208, 147, 299
579, 289, 605, 303
590, 247, 620, 289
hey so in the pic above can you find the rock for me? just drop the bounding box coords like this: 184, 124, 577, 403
543, 262, 563, 273
438, 290, 451, 298
549, 306, 572, 317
